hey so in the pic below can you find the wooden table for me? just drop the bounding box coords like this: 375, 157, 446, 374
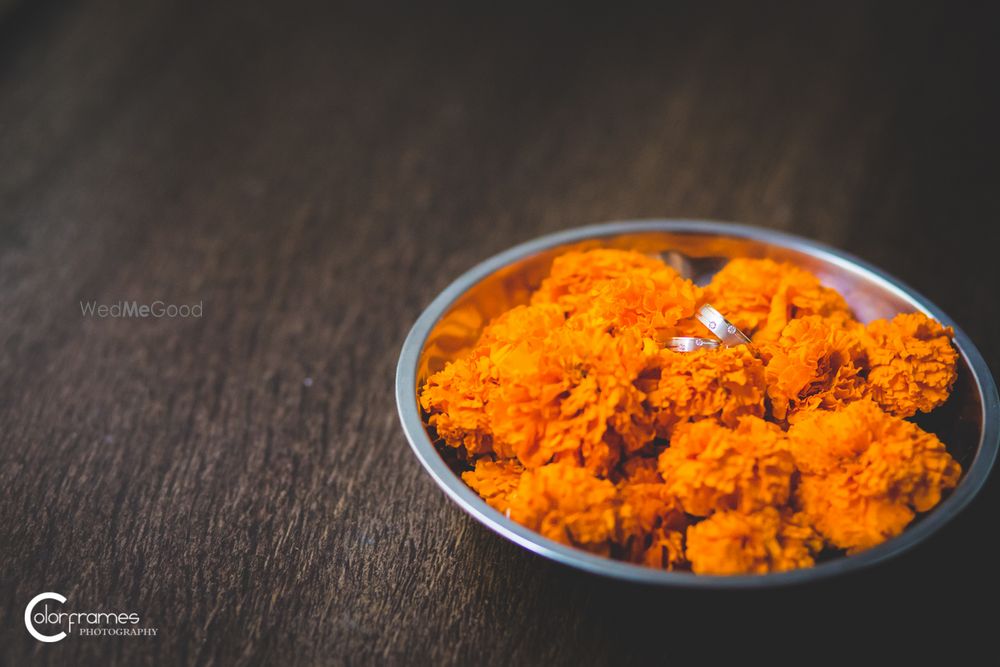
2, 1, 997, 663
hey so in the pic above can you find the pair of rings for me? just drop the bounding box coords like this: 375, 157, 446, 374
666, 304, 752, 353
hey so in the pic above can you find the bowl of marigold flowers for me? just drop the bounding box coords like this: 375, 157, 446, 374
395, 220, 998, 586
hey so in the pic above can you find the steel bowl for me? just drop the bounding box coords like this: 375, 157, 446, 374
395, 220, 999, 588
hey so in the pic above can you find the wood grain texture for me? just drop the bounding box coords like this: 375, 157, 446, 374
1, 1, 997, 664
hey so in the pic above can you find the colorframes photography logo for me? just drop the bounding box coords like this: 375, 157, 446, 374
24, 592, 158, 642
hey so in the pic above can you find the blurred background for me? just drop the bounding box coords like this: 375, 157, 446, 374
2, 0, 997, 664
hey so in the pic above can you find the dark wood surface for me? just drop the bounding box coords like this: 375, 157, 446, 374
2, 1, 998, 664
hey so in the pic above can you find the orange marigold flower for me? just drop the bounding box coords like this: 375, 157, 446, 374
488, 319, 658, 474
703, 258, 851, 339
788, 399, 962, 553
461, 458, 524, 512
616, 479, 686, 545
507, 462, 619, 554
531, 248, 678, 316
616, 479, 688, 569
794, 474, 915, 555
657, 416, 795, 516
643, 346, 766, 436
532, 248, 701, 343
420, 303, 566, 458
420, 353, 495, 456
761, 314, 867, 421
862, 312, 957, 417
577, 268, 700, 344
685, 508, 822, 575
670, 315, 712, 338
477, 301, 568, 350
615, 460, 689, 567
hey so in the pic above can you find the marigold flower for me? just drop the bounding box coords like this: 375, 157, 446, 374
685, 507, 822, 575
658, 417, 795, 516
531, 249, 680, 316
616, 479, 688, 567
577, 268, 700, 344
461, 458, 524, 512
487, 319, 658, 474
794, 474, 915, 555
643, 346, 766, 436
862, 312, 957, 417
703, 258, 851, 340
616, 478, 686, 546
420, 353, 495, 456
507, 462, 620, 554
420, 303, 567, 457
463, 455, 690, 564
760, 314, 867, 421
788, 399, 961, 552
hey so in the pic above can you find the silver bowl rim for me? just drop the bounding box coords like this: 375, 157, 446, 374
395, 219, 999, 588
